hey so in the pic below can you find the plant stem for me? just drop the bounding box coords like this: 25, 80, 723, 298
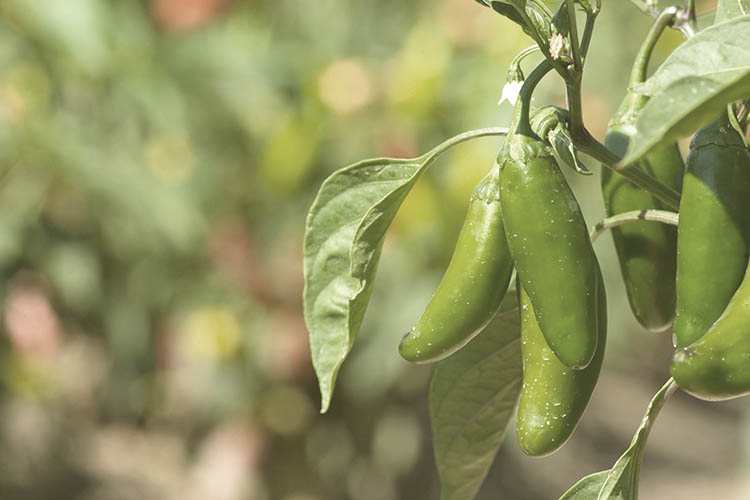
561, 6, 682, 211
510, 45, 542, 70
669, 1, 696, 39
686, 0, 697, 33
515, 61, 555, 137
575, 133, 681, 209
562, 6, 595, 144
512, 42, 681, 208
627, 378, 679, 495
564, 76, 585, 138
590, 209, 678, 242
566, 0, 583, 71
509, 3, 681, 210
514, 5, 569, 80
529, 0, 553, 17
426, 127, 509, 160
630, 7, 679, 87
609, 7, 679, 121
579, 12, 597, 60
637, 380, 679, 453
629, 0, 694, 39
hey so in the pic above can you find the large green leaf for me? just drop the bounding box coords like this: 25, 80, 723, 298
621, 73, 750, 167
429, 296, 523, 500
715, 0, 750, 23
304, 129, 507, 412
635, 17, 750, 96
620, 15, 750, 166
304, 156, 426, 413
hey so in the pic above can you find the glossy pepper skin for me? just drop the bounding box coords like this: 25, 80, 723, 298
498, 129, 600, 369
673, 113, 750, 348
516, 272, 607, 456
602, 108, 684, 332
671, 260, 750, 401
399, 164, 514, 363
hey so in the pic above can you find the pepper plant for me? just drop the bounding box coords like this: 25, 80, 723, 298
302, 1, 750, 498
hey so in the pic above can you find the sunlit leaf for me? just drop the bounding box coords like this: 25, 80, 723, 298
304, 127, 507, 413
304, 155, 428, 412
620, 16, 750, 166
715, 0, 750, 23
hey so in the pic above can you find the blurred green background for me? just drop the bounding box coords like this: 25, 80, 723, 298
0, 0, 746, 499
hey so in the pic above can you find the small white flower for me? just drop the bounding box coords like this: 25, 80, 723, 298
499, 79, 523, 106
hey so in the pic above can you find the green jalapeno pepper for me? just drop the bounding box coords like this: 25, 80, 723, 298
602, 120, 683, 333
516, 271, 607, 456
498, 124, 600, 370
399, 163, 514, 363
601, 11, 685, 333
671, 259, 750, 401
673, 112, 750, 348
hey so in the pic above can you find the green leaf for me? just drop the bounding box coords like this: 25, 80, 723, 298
304, 128, 508, 412
622, 73, 750, 167
597, 452, 639, 500
635, 16, 750, 97
620, 16, 750, 166
715, 0, 750, 23
558, 380, 677, 500
549, 124, 591, 175
304, 155, 428, 413
429, 296, 523, 500
529, 106, 590, 176
596, 381, 676, 500
559, 472, 609, 500
490, 1, 551, 42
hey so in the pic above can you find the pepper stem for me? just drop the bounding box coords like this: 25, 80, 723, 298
590, 209, 678, 243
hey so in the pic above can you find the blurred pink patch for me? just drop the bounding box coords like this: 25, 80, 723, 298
151, 0, 236, 32
186, 421, 266, 500
374, 119, 419, 159
439, 0, 493, 48
258, 309, 312, 382
4, 286, 61, 357
208, 217, 276, 305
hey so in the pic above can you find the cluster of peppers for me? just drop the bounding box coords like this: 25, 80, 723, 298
399, 101, 607, 457
398, 67, 750, 458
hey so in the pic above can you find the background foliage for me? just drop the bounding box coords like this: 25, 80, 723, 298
0, 0, 746, 499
